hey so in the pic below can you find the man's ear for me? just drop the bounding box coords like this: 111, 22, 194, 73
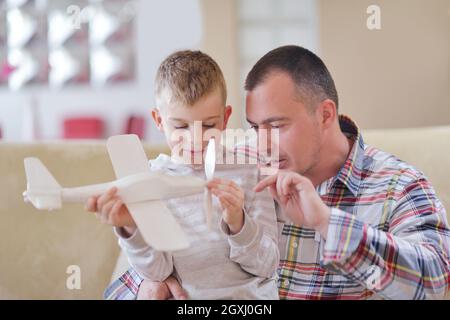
318, 99, 337, 130
151, 108, 164, 132
222, 105, 233, 129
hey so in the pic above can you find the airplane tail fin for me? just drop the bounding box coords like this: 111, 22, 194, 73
23, 157, 62, 210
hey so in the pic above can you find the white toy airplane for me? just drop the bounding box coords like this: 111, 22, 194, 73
22, 134, 216, 252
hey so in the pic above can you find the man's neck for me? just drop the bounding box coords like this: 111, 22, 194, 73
306, 130, 353, 188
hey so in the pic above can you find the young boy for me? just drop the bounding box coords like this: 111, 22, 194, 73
85, 50, 280, 299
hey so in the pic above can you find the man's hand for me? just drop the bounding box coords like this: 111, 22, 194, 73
85, 187, 137, 236
207, 178, 245, 234
254, 171, 331, 238
137, 276, 188, 300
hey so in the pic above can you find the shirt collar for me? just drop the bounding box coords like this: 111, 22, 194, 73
149, 153, 196, 176
329, 115, 365, 196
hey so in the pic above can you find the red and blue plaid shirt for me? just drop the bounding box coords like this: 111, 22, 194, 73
105, 115, 450, 300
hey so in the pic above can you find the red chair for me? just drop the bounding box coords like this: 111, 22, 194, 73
124, 115, 146, 139
63, 117, 104, 139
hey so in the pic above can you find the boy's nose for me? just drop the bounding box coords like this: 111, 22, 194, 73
188, 143, 205, 153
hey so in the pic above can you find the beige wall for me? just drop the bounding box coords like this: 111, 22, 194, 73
199, 0, 243, 129
199, 0, 449, 130
318, 0, 450, 129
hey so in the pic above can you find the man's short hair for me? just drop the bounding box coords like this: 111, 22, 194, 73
155, 50, 227, 108
245, 45, 339, 112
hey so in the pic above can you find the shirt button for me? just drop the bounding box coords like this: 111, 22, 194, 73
283, 280, 290, 287
292, 242, 298, 248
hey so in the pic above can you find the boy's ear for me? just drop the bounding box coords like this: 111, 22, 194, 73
222, 105, 233, 129
151, 108, 164, 132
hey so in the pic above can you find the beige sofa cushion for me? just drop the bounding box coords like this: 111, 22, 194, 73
364, 126, 450, 222
0, 141, 168, 299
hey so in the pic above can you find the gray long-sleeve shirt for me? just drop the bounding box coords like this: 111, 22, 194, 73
115, 153, 281, 299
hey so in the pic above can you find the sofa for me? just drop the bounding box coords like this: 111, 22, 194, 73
1, 126, 449, 299
0, 141, 169, 299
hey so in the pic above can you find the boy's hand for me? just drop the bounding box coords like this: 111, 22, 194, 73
85, 187, 137, 235
137, 276, 187, 300
207, 178, 245, 235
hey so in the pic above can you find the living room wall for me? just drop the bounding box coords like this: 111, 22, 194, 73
318, 0, 450, 129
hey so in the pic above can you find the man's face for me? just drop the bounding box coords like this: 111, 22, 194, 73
246, 72, 324, 176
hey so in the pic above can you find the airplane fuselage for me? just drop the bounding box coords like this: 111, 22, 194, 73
25, 171, 206, 210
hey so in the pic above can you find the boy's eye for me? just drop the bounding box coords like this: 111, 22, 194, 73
173, 124, 216, 129
271, 123, 285, 129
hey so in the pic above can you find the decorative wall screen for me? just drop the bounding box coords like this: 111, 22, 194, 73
236, 0, 318, 87
0, 0, 136, 90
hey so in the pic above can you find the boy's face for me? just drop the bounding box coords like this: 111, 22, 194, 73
152, 89, 232, 164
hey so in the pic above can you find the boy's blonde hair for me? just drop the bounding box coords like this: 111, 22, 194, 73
155, 50, 227, 108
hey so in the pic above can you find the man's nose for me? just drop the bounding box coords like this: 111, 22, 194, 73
258, 128, 280, 160
258, 128, 272, 152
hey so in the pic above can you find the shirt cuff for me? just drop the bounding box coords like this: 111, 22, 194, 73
114, 227, 149, 250
220, 209, 258, 247
320, 208, 366, 266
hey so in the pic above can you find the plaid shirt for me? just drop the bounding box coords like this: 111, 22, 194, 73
105, 115, 450, 300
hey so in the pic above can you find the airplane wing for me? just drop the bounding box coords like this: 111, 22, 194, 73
106, 134, 190, 251
106, 134, 149, 178
127, 200, 190, 251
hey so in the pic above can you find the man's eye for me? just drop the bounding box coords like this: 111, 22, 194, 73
271, 124, 284, 129
203, 124, 216, 128
250, 125, 259, 131
174, 125, 188, 129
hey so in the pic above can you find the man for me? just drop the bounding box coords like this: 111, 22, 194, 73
104, 45, 450, 299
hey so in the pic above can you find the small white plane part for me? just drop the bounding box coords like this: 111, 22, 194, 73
203, 138, 216, 230
23, 134, 209, 251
